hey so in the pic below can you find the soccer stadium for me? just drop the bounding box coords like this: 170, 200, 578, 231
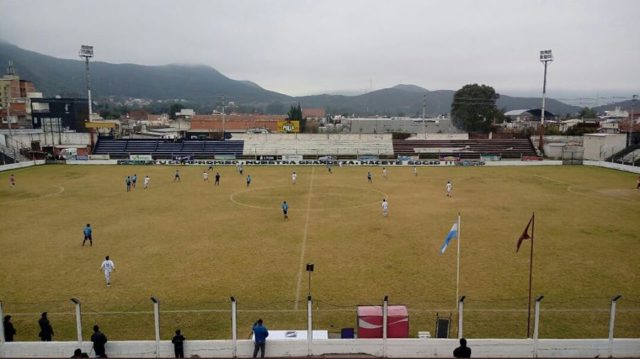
1, 133, 639, 357
1, 1, 640, 357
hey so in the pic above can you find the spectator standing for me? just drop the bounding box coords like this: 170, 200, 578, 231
3, 315, 16, 342
453, 338, 471, 358
90, 325, 108, 358
38, 312, 53, 341
82, 224, 93, 246
172, 329, 186, 358
252, 319, 269, 358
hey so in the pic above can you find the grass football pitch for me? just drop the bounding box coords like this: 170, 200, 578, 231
0, 164, 638, 341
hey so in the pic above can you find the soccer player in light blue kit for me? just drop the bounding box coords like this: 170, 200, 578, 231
82, 224, 93, 246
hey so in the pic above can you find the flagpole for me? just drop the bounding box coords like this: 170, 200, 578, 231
456, 212, 461, 309
526, 212, 535, 338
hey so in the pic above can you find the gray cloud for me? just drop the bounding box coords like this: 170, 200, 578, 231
1, 0, 639, 100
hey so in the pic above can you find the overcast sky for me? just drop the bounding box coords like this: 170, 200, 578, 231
1, 0, 639, 104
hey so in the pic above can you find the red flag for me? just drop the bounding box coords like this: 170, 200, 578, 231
516, 214, 534, 253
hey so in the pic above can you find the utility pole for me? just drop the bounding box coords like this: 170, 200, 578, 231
629, 95, 638, 147
79, 45, 94, 119
539, 50, 553, 155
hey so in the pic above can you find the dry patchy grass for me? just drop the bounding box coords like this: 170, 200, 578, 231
0, 164, 638, 340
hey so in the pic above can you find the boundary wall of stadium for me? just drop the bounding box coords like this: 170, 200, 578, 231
0, 160, 45, 172
3, 159, 638, 175
1, 338, 639, 358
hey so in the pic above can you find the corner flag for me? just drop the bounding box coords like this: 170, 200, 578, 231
440, 222, 458, 254
516, 214, 534, 253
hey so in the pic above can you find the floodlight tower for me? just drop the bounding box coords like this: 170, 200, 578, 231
538, 50, 553, 154
79, 45, 94, 118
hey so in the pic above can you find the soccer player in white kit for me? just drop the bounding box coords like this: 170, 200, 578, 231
291, 171, 297, 184
446, 181, 453, 197
203, 171, 209, 182
144, 175, 150, 189
382, 167, 388, 179
413, 166, 417, 176
100, 256, 115, 287
381, 198, 389, 217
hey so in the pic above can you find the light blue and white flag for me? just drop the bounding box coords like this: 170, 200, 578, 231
440, 222, 458, 254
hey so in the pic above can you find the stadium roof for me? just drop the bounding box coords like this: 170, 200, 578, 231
504, 108, 555, 118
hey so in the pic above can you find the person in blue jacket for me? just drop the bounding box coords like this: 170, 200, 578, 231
252, 319, 269, 358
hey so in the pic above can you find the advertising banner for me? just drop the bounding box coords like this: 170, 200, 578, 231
277, 120, 300, 133
130, 154, 153, 161
215, 154, 236, 160
282, 154, 303, 161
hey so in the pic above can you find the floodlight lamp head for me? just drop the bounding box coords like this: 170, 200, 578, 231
306, 263, 315, 272
536, 295, 545, 302
539, 49, 553, 62
612, 294, 622, 302
459, 296, 466, 303
79, 45, 94, 58
70, 298, 80, 304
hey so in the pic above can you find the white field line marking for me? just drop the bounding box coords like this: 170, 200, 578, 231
535, 174, 635, 201
8, 308, 640, 316
294, 166, 315, 310
42, 185, 65, 197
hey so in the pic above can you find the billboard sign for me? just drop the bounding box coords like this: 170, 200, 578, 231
130, 154, 153, 161
277, 120, 300, 133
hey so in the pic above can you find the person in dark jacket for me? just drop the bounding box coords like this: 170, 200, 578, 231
171, 329, 186, 358
252, 319, 269, 358
38, 312, 53, 341
453, 337, 471, 358
3, 315, 16, 341
90, 325, 108, 358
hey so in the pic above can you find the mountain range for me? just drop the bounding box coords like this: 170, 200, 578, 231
0, 41, 588, 115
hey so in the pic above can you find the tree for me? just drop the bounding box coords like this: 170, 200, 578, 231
579, 107, 597, 119
169, 103, 185, 120
287, 103, 306, 132
287, 103, 303, 121
450, 84, 502, 133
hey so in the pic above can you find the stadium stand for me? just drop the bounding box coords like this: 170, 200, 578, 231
238, 133, 395, 156
393, 138, 537, 159
92, 139, 244, 158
